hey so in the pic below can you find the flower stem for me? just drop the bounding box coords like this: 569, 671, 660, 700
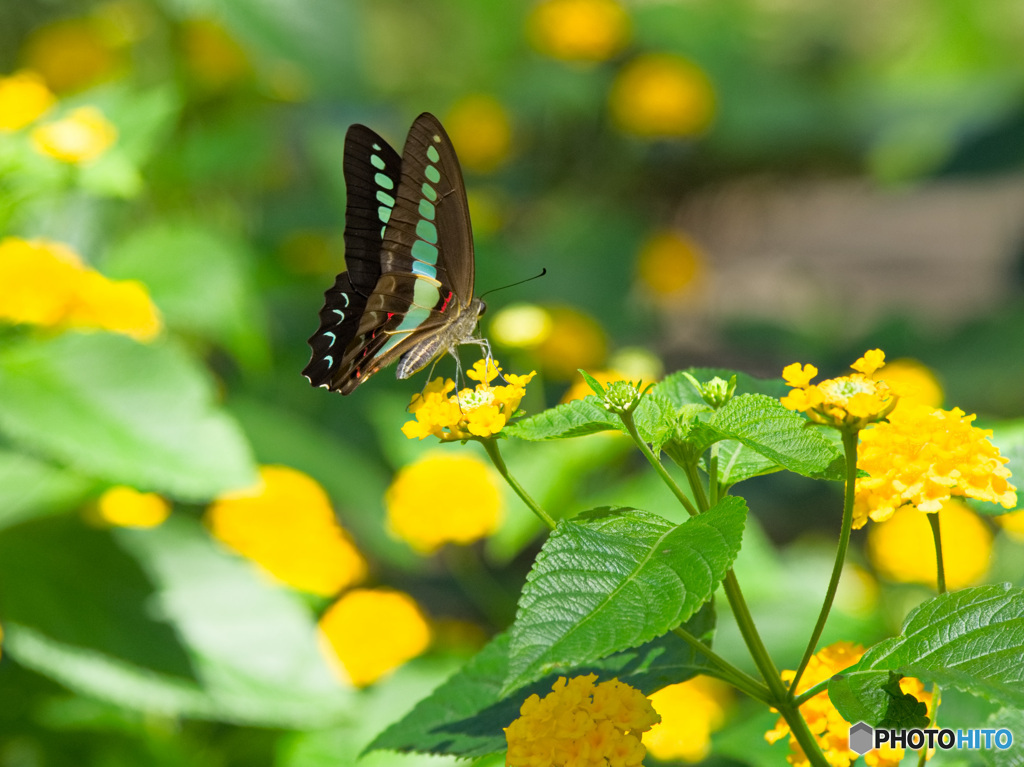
669, 625, 772, 704
790, 428, 859, 695
928, 511, 947, 594
480, 438, 556, 530
619, 410, 698, 517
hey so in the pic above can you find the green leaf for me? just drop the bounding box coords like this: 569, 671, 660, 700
505, 392, 679, 447
655, 368, 788, 407
578, 369, 606, 397
980, 706, 1024, 766
504, 397, 618, 440
103, 221, 269, 368
0, 514, 351, 726
502, 498, 746, 693
0, 333, 257, 501
875, 671, 930, 730
829, 584, 1024, 725
0, 449, 97, 531
683, 394, 844, 482
369, 604, 716, 758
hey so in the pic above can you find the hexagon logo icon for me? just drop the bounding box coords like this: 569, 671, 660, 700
848, 721, 874, 755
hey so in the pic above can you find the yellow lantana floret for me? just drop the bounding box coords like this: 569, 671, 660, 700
781, 350, 896, 430
319, 588, 431, 687
855, 403, 1017, 527
766, 641, 931, 767
207, 465, 367, 596
505, 674, 660, 767
386, 453, 503, 553
402, 359, 536, 442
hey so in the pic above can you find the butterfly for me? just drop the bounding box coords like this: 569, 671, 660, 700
303, 112, 488, 395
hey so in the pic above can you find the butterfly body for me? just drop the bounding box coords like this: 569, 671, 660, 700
303, 113, 486, 395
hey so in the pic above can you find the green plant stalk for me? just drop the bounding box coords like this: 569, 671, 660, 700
622, 406, 828, 765
928, 511, 946, 594
789, 428, 858, 695
669, 625, 771, 704
793, 678, 829, 707
619, 411, 698, 517
480, 438, 556, 530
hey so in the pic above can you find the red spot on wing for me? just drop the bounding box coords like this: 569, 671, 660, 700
439, 291, 454, 313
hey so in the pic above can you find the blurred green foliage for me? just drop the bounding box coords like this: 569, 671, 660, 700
2, 0, 1024, 765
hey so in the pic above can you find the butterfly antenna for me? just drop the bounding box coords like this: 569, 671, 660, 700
477, 268, 547, 301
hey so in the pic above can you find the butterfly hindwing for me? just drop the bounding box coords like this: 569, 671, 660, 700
304, 113, 483, 395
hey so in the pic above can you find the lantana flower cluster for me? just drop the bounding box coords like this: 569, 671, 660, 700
781, 349, 896, 430
505, 674, 660, 767
855, 403, 1017, 527
766, 642, 931, 767
402, 359, 536, 441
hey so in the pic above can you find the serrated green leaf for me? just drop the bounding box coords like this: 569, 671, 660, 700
505, 392, 679, 448
0, 514, 351, 726
829, 584, 1024, 725
368, 604, 716, 758
504, 397, 619, 440
0, 333, 257, 501
876, 671, 930, 729
655, 368, 788, 407
684, 394, 844, 482
0, 449, 97, 531
502, 498, 746, 693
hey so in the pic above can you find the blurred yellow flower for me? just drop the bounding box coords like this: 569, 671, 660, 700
386, 453, 503, 554
402, 359, 536, 442
0, 71, 56, 131
319, 588, 431, 687
996, 509, 1024, 541
22, 17, 121, 93
67, 270, 162, 342
645, 676, 730, 763
871, 358, 943, 409
855, 403, 1017, 527
445, 95, 512, 173
95, 486, 170, 528
0, 237, 162, 341
182, 18, 251, 91
527, 0, 631, 63
781, 349, 896, 431
207, 465, 367, 597
490, 303, 554, 349
867, 500, 992, 590
535, 306, 607, 380
766, 642, 932, 767
505, 674, 660, 767
31, 106, 118, 163
636, 230, 707, 299
610, 54, 715, 138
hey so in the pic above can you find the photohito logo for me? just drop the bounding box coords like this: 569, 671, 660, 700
849, 722, 1014, 755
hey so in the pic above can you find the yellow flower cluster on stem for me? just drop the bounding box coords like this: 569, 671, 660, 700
402, 359, 536, 441
855, 402, 1017, 528
766, 642, 931, 767
505, 674, 660, 767
781, 349, 897, 431
0, 237, 161, 341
